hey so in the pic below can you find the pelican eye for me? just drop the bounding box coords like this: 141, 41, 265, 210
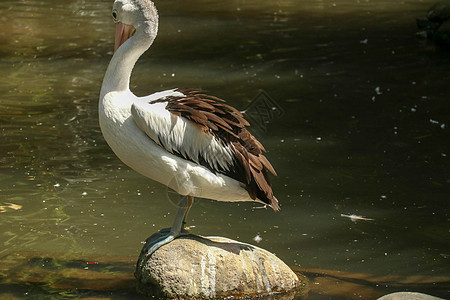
112, 10, 118, 22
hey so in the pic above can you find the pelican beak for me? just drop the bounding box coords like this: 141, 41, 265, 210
114, 22, 136, 52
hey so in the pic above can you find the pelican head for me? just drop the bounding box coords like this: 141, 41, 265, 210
112, 0, 159, 52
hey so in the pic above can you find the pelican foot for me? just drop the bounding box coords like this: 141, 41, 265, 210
144, 227, 192, 256
144, 232, 177, 256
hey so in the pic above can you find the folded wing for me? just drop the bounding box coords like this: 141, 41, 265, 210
131, 88, 279, 210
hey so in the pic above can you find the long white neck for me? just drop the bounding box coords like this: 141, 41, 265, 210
100, 30, 155, 100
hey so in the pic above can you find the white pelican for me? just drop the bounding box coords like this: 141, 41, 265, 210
99, 0, 279, 256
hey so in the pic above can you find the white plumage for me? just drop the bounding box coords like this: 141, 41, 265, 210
100, 89, 252, 202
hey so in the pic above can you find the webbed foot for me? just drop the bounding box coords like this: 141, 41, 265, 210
143, 196, 194, 257
144, 232, 177, 256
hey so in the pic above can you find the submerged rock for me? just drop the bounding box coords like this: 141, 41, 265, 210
416, 18, 440, 39
434, 21, 450, 46
416, 1, 450, 46
427, 1, 450, 24
135, 234, 301, 298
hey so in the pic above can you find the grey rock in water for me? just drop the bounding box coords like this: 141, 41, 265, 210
434, 20, 450, 45
135, 234, 301, 298
427, 1, 450, 24
378, 292, 445, 300
416, 18, 440, 39
416, 1, 450, 41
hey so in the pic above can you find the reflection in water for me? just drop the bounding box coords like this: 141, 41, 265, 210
0, 0, 449, 298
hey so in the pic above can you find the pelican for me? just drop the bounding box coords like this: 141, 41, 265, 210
99, 0, 279, 256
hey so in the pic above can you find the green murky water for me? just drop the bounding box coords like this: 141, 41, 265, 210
1, 0, 449, 298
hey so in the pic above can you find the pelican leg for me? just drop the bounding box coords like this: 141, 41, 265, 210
145, 195, 194, 256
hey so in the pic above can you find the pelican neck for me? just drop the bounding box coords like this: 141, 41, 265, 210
100, 29, 154, 98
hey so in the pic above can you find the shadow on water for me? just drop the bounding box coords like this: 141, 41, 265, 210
0, 0, 449, 298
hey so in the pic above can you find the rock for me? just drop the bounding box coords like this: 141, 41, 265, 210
135, 234, 302, 298
427, 1, 450, 24
434, 20, 450, 46
416, 18, 440, 39
416, 1, 450, 40
377, 292, 445, 300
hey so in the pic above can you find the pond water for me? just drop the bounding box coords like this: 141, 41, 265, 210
1, 0, 449, 298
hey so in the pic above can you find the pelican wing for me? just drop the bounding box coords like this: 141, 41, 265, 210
131, 91, 236, 174
131, 88, 279, 210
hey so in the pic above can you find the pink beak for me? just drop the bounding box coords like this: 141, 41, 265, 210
114, 22, 136, 52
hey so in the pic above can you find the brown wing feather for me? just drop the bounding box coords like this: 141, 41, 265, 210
151, 88, 279, 211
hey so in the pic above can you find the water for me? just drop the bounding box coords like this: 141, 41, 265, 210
1, 0, 449, 298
